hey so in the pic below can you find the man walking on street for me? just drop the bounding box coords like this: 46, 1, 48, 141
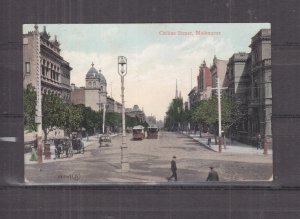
257, 133, 262, 150
167, 156, 177, 181
206, 166, 219, 181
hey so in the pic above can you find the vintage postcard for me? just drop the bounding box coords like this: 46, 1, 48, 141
23, 23, 272, 183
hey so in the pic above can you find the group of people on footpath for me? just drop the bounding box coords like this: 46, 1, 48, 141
167, 156, 219, 182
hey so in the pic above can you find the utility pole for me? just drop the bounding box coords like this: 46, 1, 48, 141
34, 24, 43, 163
102, 103, 106, 134
212, 77, 227, 153
217, 77, 222, 153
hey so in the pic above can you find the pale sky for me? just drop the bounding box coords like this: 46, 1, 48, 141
23, 23, 270, 121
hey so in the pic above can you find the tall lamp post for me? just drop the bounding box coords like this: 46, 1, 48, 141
34, 24, 43, 163
118, 56, 129, 171
211, 77, 227, 153
102, 102, 107, 134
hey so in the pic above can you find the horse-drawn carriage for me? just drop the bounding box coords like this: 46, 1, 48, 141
54, 138, 73, 159
71, 132, 84, 154
99, 134, 112, 147
54, 132, 84, 159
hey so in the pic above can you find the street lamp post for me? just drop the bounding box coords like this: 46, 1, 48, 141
34, 24, 43, 163
217, 77, 222, 153
212, 77, 227, 153
102, 103, 107, 134
118, 56, 129, 172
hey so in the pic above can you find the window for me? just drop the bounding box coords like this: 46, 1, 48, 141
25, 62, 30, 74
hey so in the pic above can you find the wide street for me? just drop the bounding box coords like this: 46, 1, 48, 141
25, 132, 272, 183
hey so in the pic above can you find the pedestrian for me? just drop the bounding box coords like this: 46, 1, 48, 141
221, 129, 226, 149
208, 137, 211, 147
256, 133, 262, 150
167, 156, 177, 181
206, 166, 219, 181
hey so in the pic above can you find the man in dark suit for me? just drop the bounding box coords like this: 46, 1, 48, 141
167, 156, 177, 181
206, 166, 219, 181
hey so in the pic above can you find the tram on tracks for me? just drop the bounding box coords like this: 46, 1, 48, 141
132, 125, 145, 140
147, 126, 159, 139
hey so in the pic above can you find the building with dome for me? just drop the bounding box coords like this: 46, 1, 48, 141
85, 63, 107, 111
71, 63, 107, 111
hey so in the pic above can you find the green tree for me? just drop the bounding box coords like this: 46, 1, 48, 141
42, 93, 65, 141
62, 104, 83, 136
106, 112, 121, 132
192, 95, 235, 134
164, 98, 184, 131
23, 84, 37, 131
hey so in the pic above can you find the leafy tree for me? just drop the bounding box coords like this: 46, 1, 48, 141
164, 98, 184, 131
62, 104, 83, 136
106, 112, 121, 132
42, 93, 65, 141
23, 84, 37, 131
192, 95, 235, 134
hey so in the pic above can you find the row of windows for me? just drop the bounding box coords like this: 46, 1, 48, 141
88, 81, 104, 91
42, 59, 59, 70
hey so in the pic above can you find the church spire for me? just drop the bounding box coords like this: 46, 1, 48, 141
175, 79, 178, 98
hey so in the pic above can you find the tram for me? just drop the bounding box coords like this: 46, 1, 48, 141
147, 126, 159, 139
132, 125, 145, 140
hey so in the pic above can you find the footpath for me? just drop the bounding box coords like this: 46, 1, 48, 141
182, 131, 272, 155
24, 134, 119, 165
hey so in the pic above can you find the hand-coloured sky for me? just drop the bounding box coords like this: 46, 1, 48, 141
23, 23, 270, 121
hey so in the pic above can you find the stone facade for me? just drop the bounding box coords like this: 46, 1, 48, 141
84, 64, 107, 111
197, 60, 212, 100
210, 56, 228, 96
225, 29, 272, 145
70, 84, 85, 105
247, 29, 272, 144
188, 87, 199, 110
23, 26, 72, 101
114, 101, 122, 114
106, 96, 115, 113
126, 105, 146, 122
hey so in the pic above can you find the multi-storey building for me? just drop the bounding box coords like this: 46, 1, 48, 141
247, 29, 272, 144
85, 64, 107, 111
225, 52, 250, 142
106, 96, 115, 113
114, 101, 122, 114
126, 105, 146, 122
70, 84, 85, 105
188, 87, 199, 110
225, 29, 271, 145
210, 55, 228, 96
23, 25, 72, 102
197, 60, 212, 100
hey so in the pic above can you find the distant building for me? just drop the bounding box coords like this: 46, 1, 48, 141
197, 60, 212, 100
210, 55, 228, 96
85, 64, 107, 111
23, 25, 72, 102
106, 96, 115, 113
70, 63, 108, 112
70, 84, 85, 105
126, 105, 146, 122
226, 52, 250, 106
188, 87, 199, 109
114, 101, 122, 114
